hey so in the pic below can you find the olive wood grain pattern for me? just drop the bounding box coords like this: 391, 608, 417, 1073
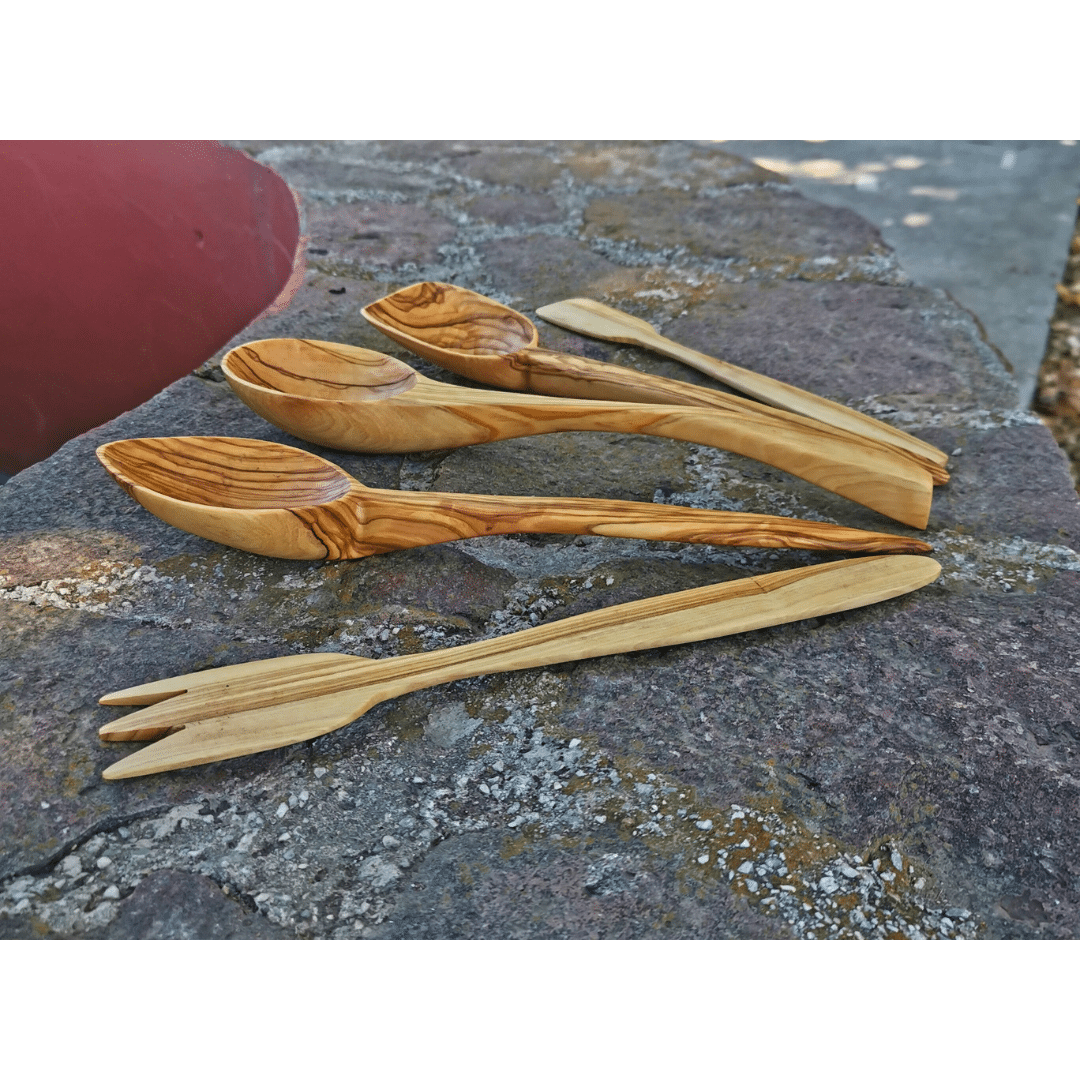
96, 436, 932, 560
98, 554, 942, 778
361, 282, 949, 485
222, 338, 933, 528
536, 296, 951, 473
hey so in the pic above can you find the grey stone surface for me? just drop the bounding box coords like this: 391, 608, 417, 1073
721, 140, 1080, 407
2, 141, 1079, 939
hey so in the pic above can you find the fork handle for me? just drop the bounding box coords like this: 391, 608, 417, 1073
365, 555, 940, 705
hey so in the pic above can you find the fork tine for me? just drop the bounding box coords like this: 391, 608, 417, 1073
99, 693, 206, 740
101, 687, 378, 780
99, 653, 358, 706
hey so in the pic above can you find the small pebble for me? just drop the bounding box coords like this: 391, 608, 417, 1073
697, 854, 709, 864
103, 885, 120, 900
276, 802, 288, 819
314, 767, 328, 778
891, 850, 904, 871
737, 861, 754, 874
96, 856, 111, 870
695, 819, 713, 831
382, 835, 400, 849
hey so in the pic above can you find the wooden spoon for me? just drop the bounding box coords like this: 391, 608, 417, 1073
222, 337, 933, 528
536, 296, 951, 473
361, 281, 949, 484
95, 436, 932, 560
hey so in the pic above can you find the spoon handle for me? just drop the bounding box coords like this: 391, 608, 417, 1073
388, 357, 934, 526
399, 397, 931, 529
352, 487, 933, 556
535, 298, 950, 471
505, 346, 948, 485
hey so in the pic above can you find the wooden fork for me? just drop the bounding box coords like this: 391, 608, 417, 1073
98, 555, 940, 779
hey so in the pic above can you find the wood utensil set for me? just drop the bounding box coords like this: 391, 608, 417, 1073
96, 281, 945, 777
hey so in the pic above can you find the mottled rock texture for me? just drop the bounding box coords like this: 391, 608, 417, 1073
2, 141, 1079, 939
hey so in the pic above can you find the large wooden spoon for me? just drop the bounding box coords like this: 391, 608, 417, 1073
361, 281, 949, 484
222, 338, 933, 528
96, 436, 932, 560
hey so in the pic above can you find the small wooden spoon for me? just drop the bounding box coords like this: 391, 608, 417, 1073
222, 337, 933, 528
95, 436, 932, 560
535, 296, 951, 473
361, 281, 949, 484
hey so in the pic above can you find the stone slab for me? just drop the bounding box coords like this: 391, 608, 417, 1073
2, 141, 1080, 939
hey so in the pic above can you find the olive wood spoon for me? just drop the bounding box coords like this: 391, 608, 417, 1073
361, 281, 948, 485
95, 436, 931, 560
536, 296, 950, 474
222, 337, 933, 528
98, 554, 941, 779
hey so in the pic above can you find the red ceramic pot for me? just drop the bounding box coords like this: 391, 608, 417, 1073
0, 141, 301, 476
